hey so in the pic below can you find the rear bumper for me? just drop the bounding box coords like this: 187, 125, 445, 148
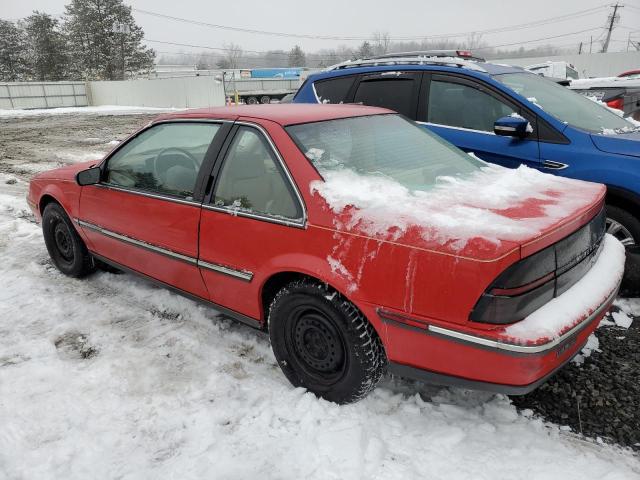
384, 285, 617, 395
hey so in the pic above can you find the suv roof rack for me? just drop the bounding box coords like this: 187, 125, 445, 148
326, 51, 487, 73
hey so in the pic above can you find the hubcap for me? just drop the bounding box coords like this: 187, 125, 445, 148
291, 310, 345, 376
53, 222, 74, 261
606, 217, 636, 247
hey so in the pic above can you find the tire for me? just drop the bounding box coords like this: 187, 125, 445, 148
268, 279, 386, 404
42, 202, 95, 278
606, 205, 640, 248
246, 96, 258, 105
260, 95, 271, 104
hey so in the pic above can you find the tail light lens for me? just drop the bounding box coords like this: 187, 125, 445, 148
606, 97, 624, 111
470, 209, 606, 325
456, 50, 473, 58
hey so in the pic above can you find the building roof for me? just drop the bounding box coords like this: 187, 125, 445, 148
155, 104, 393, 126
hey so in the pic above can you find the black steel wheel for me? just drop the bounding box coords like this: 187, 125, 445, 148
42, 202, 95, 278
268, 279, 386, 404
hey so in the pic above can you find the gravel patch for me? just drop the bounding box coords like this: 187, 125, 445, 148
513, 303, 640, 451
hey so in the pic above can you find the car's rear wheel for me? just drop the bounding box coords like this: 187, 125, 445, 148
268, 279, 386, 404
606, 205, 639, 247
42, 203, 95, 278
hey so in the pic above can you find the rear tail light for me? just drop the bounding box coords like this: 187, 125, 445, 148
470, 209, 606, 325
456, 50, 473, 58
606, 98, 624, 111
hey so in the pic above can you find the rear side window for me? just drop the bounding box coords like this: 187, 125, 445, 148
428, 80, 515, 132
353, 77, 417, 117
213, 127, 302, 221
314, 76, 355, 104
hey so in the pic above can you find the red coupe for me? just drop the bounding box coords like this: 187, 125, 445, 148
28, 105, 625, 403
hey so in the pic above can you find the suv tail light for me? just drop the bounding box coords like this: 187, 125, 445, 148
456, 50, 473, 58
606, 97, 624, 111
470, 209, 606, 325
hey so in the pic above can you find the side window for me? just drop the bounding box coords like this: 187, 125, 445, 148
314, 76, 355, 104
428, 79, 516, 132
213, 127, 302, 221
353, 76, 418, 117
105, 122, 220, 198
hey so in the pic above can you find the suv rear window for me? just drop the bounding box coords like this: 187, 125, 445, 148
353, 78, 416, 117
314, 77, 355, 104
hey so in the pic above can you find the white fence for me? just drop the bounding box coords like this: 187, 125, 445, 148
89, 76, 226, 109
494, 51, 640, 79
0, 81, 88, 109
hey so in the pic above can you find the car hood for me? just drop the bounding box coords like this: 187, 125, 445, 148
590, 131, 640, 158
32, 160, 99, 182
312, 165, 606, 262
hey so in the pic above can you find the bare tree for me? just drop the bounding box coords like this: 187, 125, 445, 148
217, 42, 243, 69
372, 31, 390, 55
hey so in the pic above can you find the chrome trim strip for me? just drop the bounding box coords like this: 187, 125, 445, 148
94, 183, 201, 207
76, 219, 197, 265
202, 204, 305, 229
197, 260, 253, 281
427, 286, 618, 354
416, 121, 496, 136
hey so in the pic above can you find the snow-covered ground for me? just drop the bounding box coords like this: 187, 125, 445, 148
1, 113, 639, 479
0, 105, 184, 118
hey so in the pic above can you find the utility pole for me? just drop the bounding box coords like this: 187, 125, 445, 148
578, 42, 583, 54
590, 36, 593, 53
601, 3, 623, 53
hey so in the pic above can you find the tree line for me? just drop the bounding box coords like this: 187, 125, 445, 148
0, 0, 154, 82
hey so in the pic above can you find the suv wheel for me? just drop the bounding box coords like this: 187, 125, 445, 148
606, 205, 639, 247
268, 280, 386, 404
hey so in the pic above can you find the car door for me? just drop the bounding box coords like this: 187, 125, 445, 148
197, 122, 306, 320
349, 71, 422, 119
78, 120, 229, 298
419, 73, 541, 168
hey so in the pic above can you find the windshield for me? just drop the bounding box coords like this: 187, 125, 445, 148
495, 72, 635, 133
286, 114, 482, 190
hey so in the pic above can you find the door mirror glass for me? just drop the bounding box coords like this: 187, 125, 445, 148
76, 166, 101, 186
494, 115, 531, 138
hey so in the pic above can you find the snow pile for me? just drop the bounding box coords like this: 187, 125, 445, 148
0, 105, 184, 118
0, 172, 639, 477
505, 234, 625, 342
311, 164, 602, 250
572, 334, 600, 366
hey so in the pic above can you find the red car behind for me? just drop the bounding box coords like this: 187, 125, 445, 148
28, 105, 625, 403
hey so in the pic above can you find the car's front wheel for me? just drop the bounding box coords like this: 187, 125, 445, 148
42, 202, 95, 278
268, 280, 386, 404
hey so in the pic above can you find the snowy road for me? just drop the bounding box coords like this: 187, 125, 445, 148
1, 110, 639, 479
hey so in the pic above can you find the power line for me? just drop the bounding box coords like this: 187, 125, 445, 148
134, 5, 609, 42
147, 28, 603, 60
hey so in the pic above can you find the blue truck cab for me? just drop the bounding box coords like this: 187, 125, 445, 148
293, 51, 640, 249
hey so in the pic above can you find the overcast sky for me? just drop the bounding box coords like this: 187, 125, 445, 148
3, 0, 640, 55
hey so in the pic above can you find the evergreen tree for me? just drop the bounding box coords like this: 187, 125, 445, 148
0, 20, 31, 81
288, 45, 306, 67
24, 12, 69, 81
64, 0, 155, 80
354, 41, 374, 60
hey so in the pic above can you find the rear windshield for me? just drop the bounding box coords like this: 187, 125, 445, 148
495, 72, 635, 133
286, 114, 481, 190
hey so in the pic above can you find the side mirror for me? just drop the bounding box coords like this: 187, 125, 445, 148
494, 116, 531, 138
76, 166, 101, 186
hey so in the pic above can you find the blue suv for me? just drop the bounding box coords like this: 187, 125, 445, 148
293, 51, 640, 250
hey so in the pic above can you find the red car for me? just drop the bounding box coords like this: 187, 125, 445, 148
28, 105, 625, 403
